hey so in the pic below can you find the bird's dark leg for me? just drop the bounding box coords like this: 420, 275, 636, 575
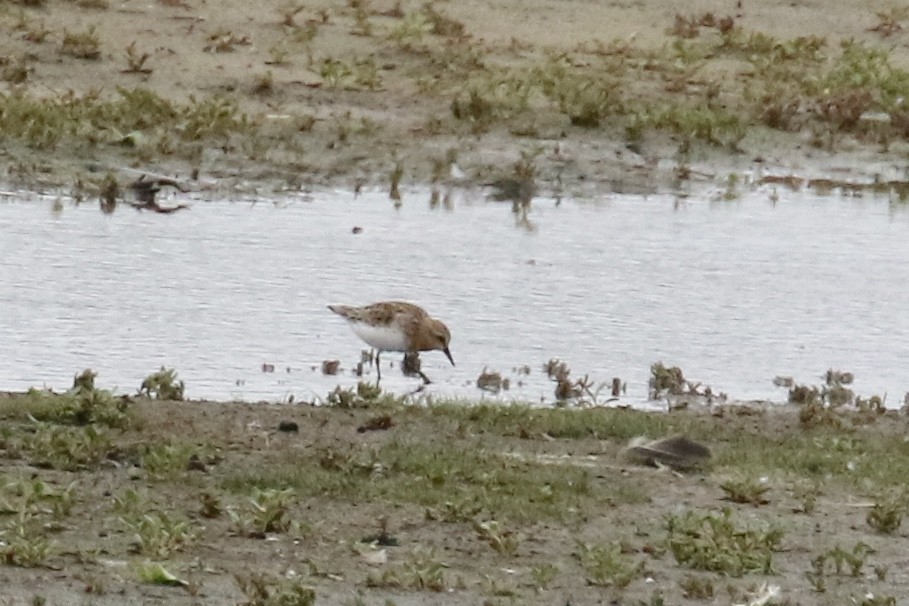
402, 352, 432, 384
375, 350, 382, 384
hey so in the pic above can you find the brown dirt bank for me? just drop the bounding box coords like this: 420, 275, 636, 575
2, 386, 909, 605
3, 0, 909, 200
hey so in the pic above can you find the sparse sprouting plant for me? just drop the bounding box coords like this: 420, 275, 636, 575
139, 368, 185, 401
120, 510, 195, 559
253, 71, 275, 95
720, 475, 771, 505
136, 562, 188, 586
24, 423, 113, 470
808, 542, 873, 590
543, 359, 608, 404
235, 573, 316, 606
389, 161, 403, 203
203, 29, 251, 53
365, 549, 449, 592
678, 573, 714, 599
577, 541, 644, 588
319, 57, 352, 88
867, 495, 905, 534
473, 520, 520, 555
666, 508, 781, 576
476, 368, 509, 393
869, 6, 909, 38
123, 41, 152, 74
60, 26, 101, 59
228, 488, 295, 537
388, 11, 432, 46
99, 172, 119, 213
0, 514, 53, 567
530, 562, 559, 589
649, 362, 686, 398
323, 381, 389, 408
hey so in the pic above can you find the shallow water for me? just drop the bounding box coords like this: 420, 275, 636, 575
3, 184, 909, 407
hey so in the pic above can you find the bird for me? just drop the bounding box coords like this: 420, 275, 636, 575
327, 301, 454, 384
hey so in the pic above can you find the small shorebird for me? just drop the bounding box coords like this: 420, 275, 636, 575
328, 301, 454, 384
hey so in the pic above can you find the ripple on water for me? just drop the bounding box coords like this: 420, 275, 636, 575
3, 187, 909, 406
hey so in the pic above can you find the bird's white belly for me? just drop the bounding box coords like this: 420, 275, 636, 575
349, 322, 410, 352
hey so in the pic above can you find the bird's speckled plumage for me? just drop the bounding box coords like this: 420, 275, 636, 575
328, 301, 454, 384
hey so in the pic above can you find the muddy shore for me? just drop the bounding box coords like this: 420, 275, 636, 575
3, 0, 909, 200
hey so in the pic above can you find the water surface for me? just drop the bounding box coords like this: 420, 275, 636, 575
3, 185, 908, 407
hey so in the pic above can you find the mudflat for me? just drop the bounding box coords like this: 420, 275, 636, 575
3, 0, 909, 197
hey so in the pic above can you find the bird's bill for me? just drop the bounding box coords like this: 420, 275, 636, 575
443, 347, 455, 366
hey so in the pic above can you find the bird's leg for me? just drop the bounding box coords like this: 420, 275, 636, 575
375, 350, 382, 384
402, 352, 431, 384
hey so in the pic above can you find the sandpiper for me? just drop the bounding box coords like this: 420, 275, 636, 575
327, 301, 454, 384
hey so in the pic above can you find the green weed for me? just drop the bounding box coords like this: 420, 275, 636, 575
140, 442, 212, 479
530, 562, 559, 589
807, 542, 873, 590
0, 514, 52, 567
235, 573, 316, 606
1, 477, 77, 519
666, 508, 782, 576
473, 519, 520, 556
120, 510, 195, 559
139, 367, 185, 400
577, 541, 645, 588
866, 495, 905, 534
366, 548, 449, 592
719, 475, 771, 505
136, 562, 188, 586
228, 488, 295, 537
60, 26, 101, 59
678, 573, 715, 598
24, 423, 112, 471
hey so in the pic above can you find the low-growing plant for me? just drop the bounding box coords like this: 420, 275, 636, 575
111, 487, 142, 515
60, 26, 101, 59
666, 508, 782, 576
807, 542, 873, 591
136, 562, 188, 586
228, 488, 295, 537
123, 41, 152, 74
24, 422, 112, 470
649, 362, 686, 398
235, 572, 316, 606
366, 548, 449, 592
678, 573, 714, 598
866, 495, 905, 534
720, 475, 771, 505
473, 519, 520, 556
530, 562, 559, 589
424, 498, 483, 523
388, 10, 432, 46
577, 541, 645, 588
23, 370, 130, 428
324, 381, 392, 408
141, 442, 209, 478
139, 367, 185, 400
2, 477, 78, 519
121, 510, 194, 559
0, 514, 52, 567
